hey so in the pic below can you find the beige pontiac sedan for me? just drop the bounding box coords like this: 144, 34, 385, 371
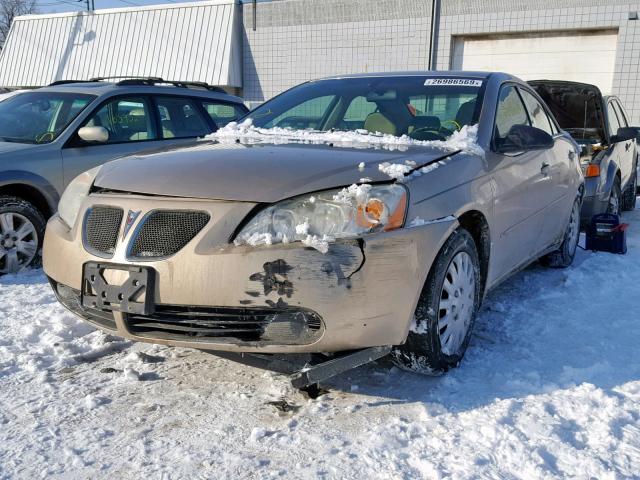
44, 72, 583, 375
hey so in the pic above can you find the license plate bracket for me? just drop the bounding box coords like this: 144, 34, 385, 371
82, 262, 155, 315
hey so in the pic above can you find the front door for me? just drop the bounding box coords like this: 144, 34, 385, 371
487, 84, 550, 285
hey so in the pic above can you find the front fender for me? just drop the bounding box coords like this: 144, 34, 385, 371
0, 170, 60, 213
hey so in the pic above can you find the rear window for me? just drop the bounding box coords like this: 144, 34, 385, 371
201, 101, 247, 128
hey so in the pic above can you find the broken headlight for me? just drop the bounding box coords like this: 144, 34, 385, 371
58, 166, 101, 229
234, 184, 407, 252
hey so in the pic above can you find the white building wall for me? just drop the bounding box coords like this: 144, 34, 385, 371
0, 0, 242, 88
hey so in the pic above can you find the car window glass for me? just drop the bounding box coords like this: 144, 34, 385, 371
607, 102, 621, 136
82, 97, 155, 144
613, 101, 628, 128
260, 95, 336, 130
519, 89, 554, 136
201, 101, 246, 128
494, 85, 530, 143
155, 97, 210, 139
409, 92, 478, 129
342, 96, 377, 129
0, 92, 93, 144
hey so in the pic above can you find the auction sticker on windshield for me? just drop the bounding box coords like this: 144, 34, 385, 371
424, 78, 483, 87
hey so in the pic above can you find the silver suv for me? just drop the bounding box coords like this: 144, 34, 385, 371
0, 78, 248, 274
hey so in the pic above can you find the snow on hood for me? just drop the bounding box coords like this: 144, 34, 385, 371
208, 119, 484, 158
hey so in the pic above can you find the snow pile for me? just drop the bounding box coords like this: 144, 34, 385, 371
378, 162, 413, 180
1, 206, 640, 478
333, 183, 372, 205
209, 119, 484, 156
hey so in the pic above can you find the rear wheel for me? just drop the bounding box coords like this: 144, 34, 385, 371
621, 170, 637, 211
540, 196, 581, 268
391, 229, 481, 374
0, 196, 45, 275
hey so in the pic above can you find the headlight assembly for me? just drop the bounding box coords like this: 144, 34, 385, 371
58, 166, 101, 229
234, 183, 407, 253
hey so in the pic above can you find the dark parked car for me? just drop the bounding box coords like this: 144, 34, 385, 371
0, 78, 248, 274
530, 80, 637, 226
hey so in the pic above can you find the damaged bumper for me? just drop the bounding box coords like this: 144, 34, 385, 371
43, 194, 456, 353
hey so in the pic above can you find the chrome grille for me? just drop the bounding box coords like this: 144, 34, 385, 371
129, 210, 209, 259
84, 206, 123, 257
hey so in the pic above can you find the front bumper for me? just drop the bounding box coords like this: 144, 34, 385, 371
43, 194, 456, 353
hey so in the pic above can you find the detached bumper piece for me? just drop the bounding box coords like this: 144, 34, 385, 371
209, 346, 392, 391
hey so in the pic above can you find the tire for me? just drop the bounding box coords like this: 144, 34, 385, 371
540, 196, 581, 268
391, 229, 481, 374
621, 169, 637, 211
606, 180, 622, 215
0, 196, 46, 275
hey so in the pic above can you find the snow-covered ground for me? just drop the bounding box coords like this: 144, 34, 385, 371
2, 208, 640, 479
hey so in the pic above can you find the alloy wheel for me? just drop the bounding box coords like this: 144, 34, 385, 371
0, 212, 38, 274
438, 251, 476, 355
608, 188, 620, 215
567, 200, 581, 257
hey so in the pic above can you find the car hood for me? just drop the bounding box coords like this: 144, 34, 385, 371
528, 80, 605, 141
94, 140, 456, 203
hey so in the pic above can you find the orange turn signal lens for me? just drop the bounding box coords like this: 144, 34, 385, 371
384, 191, 407, 231
584, 164, 600, 178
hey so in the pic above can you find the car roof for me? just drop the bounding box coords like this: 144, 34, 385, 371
33, 81, 245, 104
315, 70, 517, 82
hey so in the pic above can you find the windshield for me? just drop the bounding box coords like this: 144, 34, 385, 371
246, 76, 485, 141
0, 91, 95, 144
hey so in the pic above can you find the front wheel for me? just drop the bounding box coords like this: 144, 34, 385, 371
391, 229, 481, 374
0, 196, 45, 275
540, 196, 581, 268
607, 180, 621, 215
621, 170, 637, 211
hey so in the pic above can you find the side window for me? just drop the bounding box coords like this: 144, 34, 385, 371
201, 101, 247, 128
607, 102, 622, 137
82, 97, 155, 144
494, 85, 530, 145
519, 89, 554, 136
155, 97, 211, 139
613, 100, 628, 128
343, 96, 377, 128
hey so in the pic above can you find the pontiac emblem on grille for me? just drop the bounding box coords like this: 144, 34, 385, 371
123, 210, 141, 239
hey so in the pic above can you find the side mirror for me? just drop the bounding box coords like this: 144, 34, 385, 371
611, 126, 640, 143
78, 126, 109, 143
496, 124, 554, 154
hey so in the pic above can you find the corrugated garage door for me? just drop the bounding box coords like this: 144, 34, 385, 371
451, 30, 618, 94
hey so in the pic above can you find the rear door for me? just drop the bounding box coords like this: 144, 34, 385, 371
487, 84, 549, 284
519, 87, 576, 251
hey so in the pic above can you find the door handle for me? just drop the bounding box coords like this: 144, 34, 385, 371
625, 142, 631, 151
541, 162, 550, 172
568, 151, 576, 161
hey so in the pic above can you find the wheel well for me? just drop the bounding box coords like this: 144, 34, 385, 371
0, 184, 52, 218
458, 210, 490, 298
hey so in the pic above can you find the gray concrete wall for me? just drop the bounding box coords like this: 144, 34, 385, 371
242, 0, 640, 123
241, 0, 432, 103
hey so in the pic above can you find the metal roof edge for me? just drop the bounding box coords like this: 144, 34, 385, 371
14, 0, 239, 21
